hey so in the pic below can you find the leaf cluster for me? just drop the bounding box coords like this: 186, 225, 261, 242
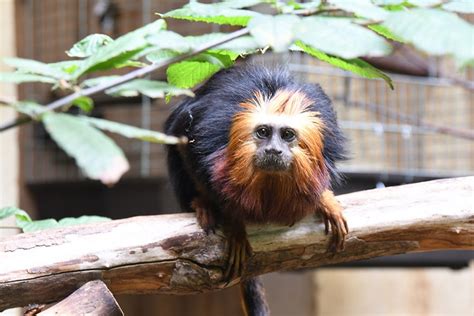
0, 0, 472, 185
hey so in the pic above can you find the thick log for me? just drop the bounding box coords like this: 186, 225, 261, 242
0, 177, 473, 311
38, 280, 123, 316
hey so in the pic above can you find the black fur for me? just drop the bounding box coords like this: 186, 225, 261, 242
165, 64, 346, 211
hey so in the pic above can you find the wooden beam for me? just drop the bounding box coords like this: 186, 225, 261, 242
0, 177, 472, 311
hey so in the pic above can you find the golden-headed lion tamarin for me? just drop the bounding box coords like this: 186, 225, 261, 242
165, 65, 348, 316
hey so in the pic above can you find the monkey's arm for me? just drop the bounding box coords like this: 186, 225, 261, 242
318, 190, 349, 251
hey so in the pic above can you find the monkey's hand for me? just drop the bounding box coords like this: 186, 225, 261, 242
224, 225, 252, 284
191, 198, 216, 234
318, 190, 348, 252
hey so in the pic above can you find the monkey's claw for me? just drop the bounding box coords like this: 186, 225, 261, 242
224, 235, 252, 284
320, 209, 348, 252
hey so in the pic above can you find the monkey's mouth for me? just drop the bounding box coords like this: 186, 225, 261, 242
254, 154, 291, 172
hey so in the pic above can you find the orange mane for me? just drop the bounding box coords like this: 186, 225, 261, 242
211, 89, 330, 224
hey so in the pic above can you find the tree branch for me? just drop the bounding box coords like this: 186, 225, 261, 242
0, 28, 250, 132
0, 177, 473, 311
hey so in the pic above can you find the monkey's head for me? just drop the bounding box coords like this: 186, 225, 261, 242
226, 89, 328, 189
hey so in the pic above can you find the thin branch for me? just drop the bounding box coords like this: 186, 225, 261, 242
0, 28, 250, 133
0, 177, 472, 311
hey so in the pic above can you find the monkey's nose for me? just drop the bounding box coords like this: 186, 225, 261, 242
265, 148, 282, 155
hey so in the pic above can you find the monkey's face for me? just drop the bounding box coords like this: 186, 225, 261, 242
252, 121, 298, 172
227, 89, 327, 186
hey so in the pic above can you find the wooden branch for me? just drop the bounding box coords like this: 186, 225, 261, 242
0, 177, 473, 311
38, 280, 123, 316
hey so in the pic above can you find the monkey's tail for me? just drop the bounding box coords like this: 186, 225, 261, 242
240, 277, 270, 316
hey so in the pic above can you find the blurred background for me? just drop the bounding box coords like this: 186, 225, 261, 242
0, 0, 473, 315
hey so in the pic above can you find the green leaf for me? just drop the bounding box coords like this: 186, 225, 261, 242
72, 96, 94, 113
146, 49, 180, 63
48, 60, 83, 75
383, 8, 474, 66
249, 15, 301, 52
18, 218, 60, 232
57, 215, 111, 227
162, 2, 261, 26
66, 34, 114, 58
106, 79, 195, 98
442, 0, 474, 13
328, 0, 389, 20
0, 72, 57, 84
0, 206, 31, 221
408, 0, 443, 7
217, 0, 265, 8
297, 17, 392, 59
79, 116, 186, 144
293, 41, 393, 89
185, 33, 262, 54
368, 24, 405, 42
167, 60, 221, 89
74, 19, 166, 78
42, 112, 129, 185
372, 0, 404, 4
9, 101, 46, 118
146, 30, 191, 53
0, 206, 33, 230
3, 57, 69, 80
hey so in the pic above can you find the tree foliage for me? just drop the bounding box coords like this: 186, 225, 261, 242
0, 0, 472, 187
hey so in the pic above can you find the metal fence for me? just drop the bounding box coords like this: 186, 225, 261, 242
16, 0, 474, 183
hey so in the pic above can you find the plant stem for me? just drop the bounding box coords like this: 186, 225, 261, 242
0, 27, 250, 132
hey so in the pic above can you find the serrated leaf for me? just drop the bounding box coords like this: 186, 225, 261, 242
43, 112, 129, 185
383, 8, 474, 66
74, 19, 166, 78
249, 15, 301, 52
163, 2, 261, 26
72, 96, 94, 113
167, 60, 221, 89
79, 116, 186, 144
442, 0, 474, 13
66, 34, 114, 58
293, 41, 393, 89
297, 17, 392, 59
328, 0, 389, 20
368, 24, 405, 42
106, 79, 195, 98
3, 57, 69, 80
0, 72, 57, 84
146, 30, 191, 53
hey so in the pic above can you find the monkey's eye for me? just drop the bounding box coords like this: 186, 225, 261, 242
281, 128, 296, 142
255, 126, 271, 139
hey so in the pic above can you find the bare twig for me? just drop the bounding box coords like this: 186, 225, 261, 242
0, 28, 250, 132
0, 177, 472, 311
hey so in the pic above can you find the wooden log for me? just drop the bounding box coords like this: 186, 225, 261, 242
38, 280, 123, 316
0, 177, 472, 311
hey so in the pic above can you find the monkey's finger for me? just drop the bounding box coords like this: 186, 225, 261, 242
324, 215, 330, 235
224, 238, 236, 283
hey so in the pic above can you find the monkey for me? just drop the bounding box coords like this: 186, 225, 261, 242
165, 65, 348, 316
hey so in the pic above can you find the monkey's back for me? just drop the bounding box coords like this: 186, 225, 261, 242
165, 65, 345, 212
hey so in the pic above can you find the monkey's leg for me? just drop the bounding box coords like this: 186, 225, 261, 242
191, 197, 217, 234
223, 222, 252, 283
317, 190, 348, 252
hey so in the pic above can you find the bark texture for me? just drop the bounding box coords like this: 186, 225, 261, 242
0, 177, 472, 311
